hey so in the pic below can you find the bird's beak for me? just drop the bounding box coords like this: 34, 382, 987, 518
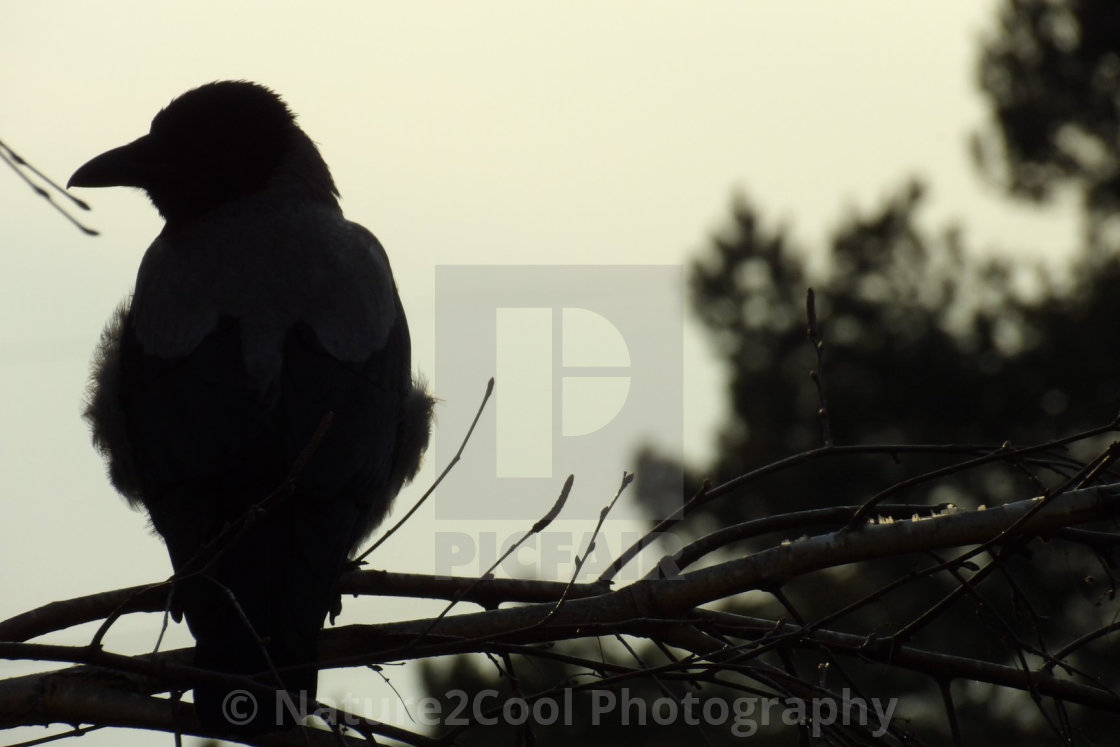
68, 134, 164, 189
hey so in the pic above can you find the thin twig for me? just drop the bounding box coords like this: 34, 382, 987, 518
846, 414, 1120, 527
0, 137, 98, 235
540, 472, 633, 624
354, 377, 493, 565
407, 475, 574, 648
806, 287, 833, 447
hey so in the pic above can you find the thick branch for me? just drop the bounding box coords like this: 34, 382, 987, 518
0, 571, 611, 643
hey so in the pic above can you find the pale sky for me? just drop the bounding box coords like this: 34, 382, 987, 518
0, 2, 1081, 744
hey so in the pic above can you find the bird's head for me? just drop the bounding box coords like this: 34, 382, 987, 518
69, 81, 339, 227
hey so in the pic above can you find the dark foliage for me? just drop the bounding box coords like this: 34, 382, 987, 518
975, 0, 1120, 248
422, 1, 1120, 743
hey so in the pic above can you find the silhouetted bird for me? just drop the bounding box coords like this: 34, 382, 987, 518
70, 81, 433, 734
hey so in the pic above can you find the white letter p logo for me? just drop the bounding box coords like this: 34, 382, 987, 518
495, 307, 631, 478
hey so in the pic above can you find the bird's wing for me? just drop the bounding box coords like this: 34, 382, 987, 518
129, 198, 397, 384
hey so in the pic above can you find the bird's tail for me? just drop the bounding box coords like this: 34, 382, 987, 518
181, 504, 338, 735
190, 581, 324, 734
186, 577, 323, 734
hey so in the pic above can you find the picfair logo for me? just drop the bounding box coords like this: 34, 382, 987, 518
434, 265, 683, 520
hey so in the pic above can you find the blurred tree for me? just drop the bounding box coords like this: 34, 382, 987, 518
975, 0, 1120, 250
421, 1, 1120, 742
